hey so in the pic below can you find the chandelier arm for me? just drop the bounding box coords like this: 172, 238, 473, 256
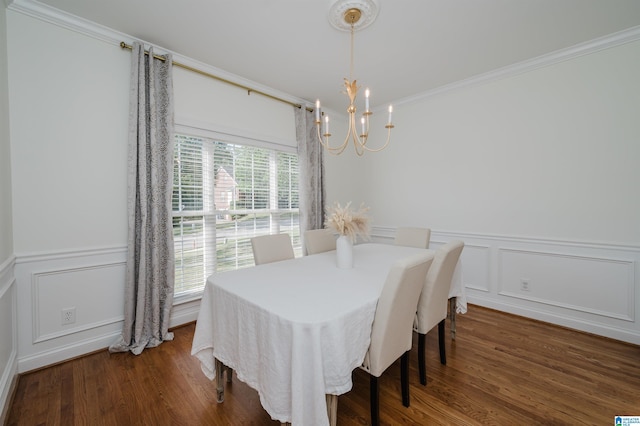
350, 111, 366, 156
357, 125, 393, 152
317, 122, 349, 155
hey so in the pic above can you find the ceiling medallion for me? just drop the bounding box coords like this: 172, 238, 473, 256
328, 0, 379, 31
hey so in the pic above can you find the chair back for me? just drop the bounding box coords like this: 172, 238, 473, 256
304, 229, 336, 255
362, 253, 434, 377
251, 234, 295, 265
394, 227, 431, 249
414, 240, 464, 334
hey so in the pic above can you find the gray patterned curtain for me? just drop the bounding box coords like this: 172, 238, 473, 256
110, 41, 175, 355
295, 106, 325, 252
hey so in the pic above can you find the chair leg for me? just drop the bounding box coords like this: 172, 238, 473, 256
418, 332, 427, 385
438, 319, 447, 365
449, 297, 457, 340
401, 351, 410, 407
370, 375, 380, 426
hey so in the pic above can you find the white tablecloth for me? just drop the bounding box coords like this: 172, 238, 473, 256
450, 260, 467, 313
191, 243, 464, 425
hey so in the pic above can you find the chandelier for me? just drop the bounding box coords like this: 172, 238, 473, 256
315, 0, 394, 156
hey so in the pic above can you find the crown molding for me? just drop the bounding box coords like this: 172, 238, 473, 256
395, 25, 640, 107
8, 0, 130, 46
7, 0, 309, 110
9, 0, 640, 112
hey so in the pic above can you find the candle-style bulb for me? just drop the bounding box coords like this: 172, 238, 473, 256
315, 99, 321, 121
388, 105, 393, 124
365, 88, 370, 112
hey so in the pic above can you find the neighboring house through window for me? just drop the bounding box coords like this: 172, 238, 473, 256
172, 133, 300, 297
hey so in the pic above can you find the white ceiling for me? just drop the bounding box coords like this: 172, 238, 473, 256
28, 0, 640, 112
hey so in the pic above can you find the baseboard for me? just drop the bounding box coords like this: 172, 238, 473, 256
16, 296, 201, 373
170, 297, 202, 329
0, 255, 17, 424
17, 331, 121, 374
0, 349, 17, 425
467, 294, 640, 345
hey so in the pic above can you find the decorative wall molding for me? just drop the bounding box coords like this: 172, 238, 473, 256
14, 245, 126, 264
31, 261, 126, 343
14, 247, 128, 372
394, 25, 640, 107
9, 0, 124, 45
455, 243, 491, 293
10, 0, 640, 118
0, 255, 15, 298
372, 225, 640, 250
0, 364, 17, 426
0, 255, 17, 425
169, 297, 201, 329
497, 247, 635, 322
12, 245, 202, 371
8, 0, 310, 113
17, 331, 121, 374
371, 226, 640, 344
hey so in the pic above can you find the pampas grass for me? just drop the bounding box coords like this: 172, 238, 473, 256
324, 202, 371, 243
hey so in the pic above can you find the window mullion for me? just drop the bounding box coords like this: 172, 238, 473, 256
270, 150, 278, 234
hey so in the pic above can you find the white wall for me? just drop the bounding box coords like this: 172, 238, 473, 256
325, 38, 640, 343
363, 41, 640, 244
0, 1, 18, 421
0, 0, 12, 262
7, 7, 130, 372
6, 4, 302, 373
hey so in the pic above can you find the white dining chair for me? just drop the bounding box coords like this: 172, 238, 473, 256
413, 240, 464, 385
250, 233, 295, 265
360, 253, 434, 426
304, 228, 336, 255
394, 227, 431, 249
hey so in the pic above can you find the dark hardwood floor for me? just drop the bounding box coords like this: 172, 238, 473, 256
6, 305, 640, 425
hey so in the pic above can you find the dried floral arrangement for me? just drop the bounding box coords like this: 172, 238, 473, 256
324, 202, 371, 243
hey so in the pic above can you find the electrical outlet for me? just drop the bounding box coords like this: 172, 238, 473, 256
520, 279, 530, 292
61, 307, 76, 325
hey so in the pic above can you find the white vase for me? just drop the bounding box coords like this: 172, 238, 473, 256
336, 235, 354, 269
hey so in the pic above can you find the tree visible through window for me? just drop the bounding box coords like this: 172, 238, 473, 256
172, 134, 300, 296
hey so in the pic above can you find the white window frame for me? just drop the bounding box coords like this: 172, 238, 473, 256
172, 126, 300, 300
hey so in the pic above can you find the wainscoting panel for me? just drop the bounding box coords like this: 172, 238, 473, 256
32, 262, 126, 343
498, 248, 634, 321
15, 247, 128, 372
14, 246, 204, 372
432, 240, 491, 293
372, 227, 640, 344
0, 255, 17, 424
11, 230, 640, 374
461, 244, 491, 292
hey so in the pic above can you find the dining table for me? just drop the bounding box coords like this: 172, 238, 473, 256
191, 242, 465, 426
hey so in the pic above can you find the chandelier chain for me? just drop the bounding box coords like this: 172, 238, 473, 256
350, 23, 355, 82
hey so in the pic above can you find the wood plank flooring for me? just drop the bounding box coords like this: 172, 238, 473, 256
6, 305, 640, 425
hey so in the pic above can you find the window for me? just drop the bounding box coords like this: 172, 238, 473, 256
172, 134, 300, 296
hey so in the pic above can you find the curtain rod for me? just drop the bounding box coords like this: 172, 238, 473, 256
120, 42, 312, 111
